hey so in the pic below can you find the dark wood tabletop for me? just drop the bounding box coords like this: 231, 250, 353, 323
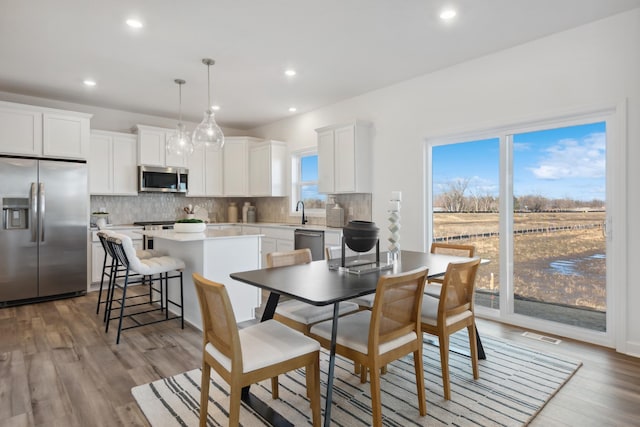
230, 250, 474, 306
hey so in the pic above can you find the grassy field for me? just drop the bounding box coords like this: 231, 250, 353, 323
433, 212, 606, 311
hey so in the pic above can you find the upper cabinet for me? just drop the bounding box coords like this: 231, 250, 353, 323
135, 124, 187, 168
0, 100, 91, 159
223, 137, 261, 196
187, 144, 223, 197
249, 140, 287, 197
89, 130, 138, 195
316, 121, 372, 194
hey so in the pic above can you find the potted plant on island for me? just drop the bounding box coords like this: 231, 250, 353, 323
174, 218, 206, 233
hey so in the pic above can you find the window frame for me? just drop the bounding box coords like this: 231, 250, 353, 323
423, 102, 626, 350
290, 148, 326, 217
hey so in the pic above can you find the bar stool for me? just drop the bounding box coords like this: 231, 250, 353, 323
95, 230, 167, 320
104, 233, 185, 344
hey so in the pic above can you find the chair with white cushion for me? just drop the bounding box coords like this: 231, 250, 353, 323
425, 242, 476, 297
95, 230, 167, 319
268, 249, 359, 334
310, 267, 428, 427
192, 273, 321, 427
421, 258, 481, 400
104, 233, 185, 344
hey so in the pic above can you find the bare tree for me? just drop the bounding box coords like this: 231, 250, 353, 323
440, 178, 470, 212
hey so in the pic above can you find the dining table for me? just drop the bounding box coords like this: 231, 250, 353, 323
230, 249, 486, 427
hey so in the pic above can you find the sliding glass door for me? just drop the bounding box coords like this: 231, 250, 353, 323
431, 138, 501, 311
427, 114, 615, 344
511, 122, 606, 331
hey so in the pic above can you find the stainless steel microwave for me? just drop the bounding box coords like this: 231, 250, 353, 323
138, 165, 188, 193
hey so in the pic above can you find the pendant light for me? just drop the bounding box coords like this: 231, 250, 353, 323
192, 58, 224, 150
167, 79, 194, 155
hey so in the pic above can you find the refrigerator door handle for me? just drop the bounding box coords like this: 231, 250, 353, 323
30, 182, 38, 242
39, 183, 45, 242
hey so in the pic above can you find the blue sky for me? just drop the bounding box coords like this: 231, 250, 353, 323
432, 121, 606, 202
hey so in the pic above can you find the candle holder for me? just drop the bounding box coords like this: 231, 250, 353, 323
388, 191, 402, 263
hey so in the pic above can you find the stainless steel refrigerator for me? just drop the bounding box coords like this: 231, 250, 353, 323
1, 156, 87, 306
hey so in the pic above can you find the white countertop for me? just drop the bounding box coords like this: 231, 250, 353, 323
91, 222, 343, 232
135, 228, 263, 242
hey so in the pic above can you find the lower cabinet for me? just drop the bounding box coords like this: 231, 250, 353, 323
256, 227, 295, 267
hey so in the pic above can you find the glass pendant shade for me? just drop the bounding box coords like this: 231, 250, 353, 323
193, 110, 224, 150
167, 122, 194, 155
167, 78, 194, 155
193, 58, 225, 150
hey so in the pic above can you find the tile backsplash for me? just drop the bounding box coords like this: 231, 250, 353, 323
90, 193, 371, 226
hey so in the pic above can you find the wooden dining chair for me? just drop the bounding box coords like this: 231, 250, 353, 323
310, 267, 429, 427
269, 248, 359, 333
192, 273, 321, 427
426, 242, 476, 296
420, 258, 481, 400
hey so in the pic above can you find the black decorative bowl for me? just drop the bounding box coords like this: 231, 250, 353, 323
343, 220, 379, 252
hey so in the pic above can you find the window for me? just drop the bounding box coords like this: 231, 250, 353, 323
291, 149, 326, 215
426, 107, 623, 348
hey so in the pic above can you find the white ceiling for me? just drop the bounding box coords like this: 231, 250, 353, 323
1, 0, 639, 130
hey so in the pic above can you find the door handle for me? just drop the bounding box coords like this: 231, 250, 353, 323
39, 183, 45, 242
296, 232, 323, 238
30, 182, 37, 242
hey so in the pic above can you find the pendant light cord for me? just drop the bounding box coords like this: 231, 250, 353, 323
178, 82, 183, 123
207, 62, 212, 113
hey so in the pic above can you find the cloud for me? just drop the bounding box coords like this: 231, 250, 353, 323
528, 132, 605, 180
513, 142, 531, 151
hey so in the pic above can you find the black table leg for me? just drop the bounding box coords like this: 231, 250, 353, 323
476, 327, 486, 360
261, 292, 280, 322
323, 303, 340, 427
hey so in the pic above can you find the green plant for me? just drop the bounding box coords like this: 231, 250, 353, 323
175, 218, 204, 223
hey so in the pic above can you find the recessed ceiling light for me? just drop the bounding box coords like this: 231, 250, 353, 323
288, 107, 297, 113
126, 18, 143, 29
83, 79, 96, 87
439, 8, 457, 21
211, 105, 220, 111
285, 69, 297, 77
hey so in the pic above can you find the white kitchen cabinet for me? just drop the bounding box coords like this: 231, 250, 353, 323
90, 229, 143, 284
223, 137, 261, 196
89, 130, 138, 195
260, 237, 276, 268
259, 227, 295, 267
43, 112, 91, 159
0, 100, 91, 159
316, 121, 372, 194
0, 102, 42, 156
249, 140, 287, 197
187, 144, 223, 197
136, 124, 187, 167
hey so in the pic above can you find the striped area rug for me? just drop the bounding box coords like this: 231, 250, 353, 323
132, 333, 581, 426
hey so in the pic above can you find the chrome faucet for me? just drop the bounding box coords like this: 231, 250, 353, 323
296, 200, 308, 225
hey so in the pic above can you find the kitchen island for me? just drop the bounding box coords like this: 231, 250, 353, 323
137, 228, 262, 329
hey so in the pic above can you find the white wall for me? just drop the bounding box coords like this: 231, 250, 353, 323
249, 10, 640, 355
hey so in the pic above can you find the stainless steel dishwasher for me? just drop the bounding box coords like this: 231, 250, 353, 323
294, 229, 325, 260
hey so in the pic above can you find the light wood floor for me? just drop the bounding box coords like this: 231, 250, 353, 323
1, 291, 639, 427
